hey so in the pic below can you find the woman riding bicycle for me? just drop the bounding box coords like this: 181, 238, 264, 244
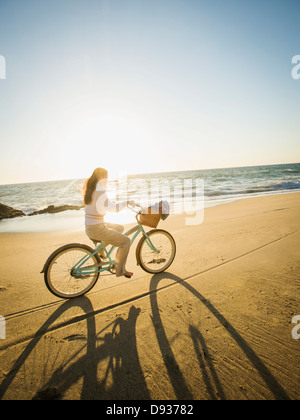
83, 167, 135, 279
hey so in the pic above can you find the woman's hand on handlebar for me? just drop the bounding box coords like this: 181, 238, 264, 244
127, 201, 143, 212
127, 200, 136, 207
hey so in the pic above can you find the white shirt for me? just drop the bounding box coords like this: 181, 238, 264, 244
85, 183, 127, 226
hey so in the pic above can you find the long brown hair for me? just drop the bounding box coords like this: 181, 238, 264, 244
83, 167, 108, 205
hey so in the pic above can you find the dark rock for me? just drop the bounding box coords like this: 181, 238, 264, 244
28, 204, 83, 216
0, 203, 25, 220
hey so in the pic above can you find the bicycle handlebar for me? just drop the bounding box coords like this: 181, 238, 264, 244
127, 203, 143, 214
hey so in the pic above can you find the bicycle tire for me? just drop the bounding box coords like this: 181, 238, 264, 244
136, 229, 176, 274
43, 243, 101, 299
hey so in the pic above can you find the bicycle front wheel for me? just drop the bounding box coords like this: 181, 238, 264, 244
137, 229, 176, 274
44, 243, 101, 299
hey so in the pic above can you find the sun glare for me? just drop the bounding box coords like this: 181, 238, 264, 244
66, 112, 153, 180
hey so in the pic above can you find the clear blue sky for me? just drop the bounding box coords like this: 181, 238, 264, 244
0, 0, 299, 184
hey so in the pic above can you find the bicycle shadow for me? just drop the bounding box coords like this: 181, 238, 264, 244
189, 325, 226, 400
62, 304, 151, 400
0, 298, 150, 400
149, 272, 290, 400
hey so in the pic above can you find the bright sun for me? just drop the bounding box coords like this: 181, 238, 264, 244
64, 112, 153, 180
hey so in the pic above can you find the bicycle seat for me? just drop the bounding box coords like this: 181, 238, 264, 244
90, 239, 104, 247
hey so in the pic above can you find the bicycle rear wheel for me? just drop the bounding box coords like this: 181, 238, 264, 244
136, 229, 176, 274
44, 243, 101, 299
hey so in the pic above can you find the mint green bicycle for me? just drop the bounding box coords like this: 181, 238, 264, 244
41, 205, 176, 299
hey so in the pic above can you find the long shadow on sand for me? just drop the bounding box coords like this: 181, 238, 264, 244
150, 273, 290, 401
1, 273, 291, 400
0, 298, 150, 400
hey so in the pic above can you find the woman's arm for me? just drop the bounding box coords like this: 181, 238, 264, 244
95, 189, 128, 214
103, 193, 127, 213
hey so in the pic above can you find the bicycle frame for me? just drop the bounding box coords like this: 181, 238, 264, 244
71, 216, 160, 276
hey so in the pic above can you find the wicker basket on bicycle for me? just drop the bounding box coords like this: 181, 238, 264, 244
139, 201, 169, 228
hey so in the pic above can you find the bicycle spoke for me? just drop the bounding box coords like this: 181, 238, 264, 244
45, 246, 99, 298
139, 230, 176, 274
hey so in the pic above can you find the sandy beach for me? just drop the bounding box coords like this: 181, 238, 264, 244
0, 193, 299, 400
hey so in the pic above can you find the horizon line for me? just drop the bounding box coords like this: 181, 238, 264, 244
0, 161, 299, 187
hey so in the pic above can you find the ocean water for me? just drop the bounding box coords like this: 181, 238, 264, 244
0, 163, 299, 233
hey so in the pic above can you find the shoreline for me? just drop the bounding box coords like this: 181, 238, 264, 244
0, 190, 299, 234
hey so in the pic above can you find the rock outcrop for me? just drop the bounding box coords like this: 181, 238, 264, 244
28, 204, 83, 216
0, 203, 26, 220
